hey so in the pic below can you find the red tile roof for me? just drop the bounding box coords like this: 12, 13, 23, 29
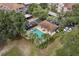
39, 20, 58, 32
0, 3, 24, 10
64, 3, 75, 10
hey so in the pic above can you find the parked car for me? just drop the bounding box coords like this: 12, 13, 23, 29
64, 27, 72, 32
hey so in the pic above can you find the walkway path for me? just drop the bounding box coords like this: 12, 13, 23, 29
0, 38, 61, 56
0, 41, 16, 56
16, 39, 33, 56
0, 39, 37, 56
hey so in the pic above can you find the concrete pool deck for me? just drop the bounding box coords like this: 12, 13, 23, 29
35, 26, 56, 36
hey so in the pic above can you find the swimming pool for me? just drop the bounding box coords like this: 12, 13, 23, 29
31, 28, 44, 38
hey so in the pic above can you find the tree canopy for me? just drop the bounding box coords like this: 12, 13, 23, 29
39, 3, 48, 9
58, 4, 79, 27
0, 10, 26, 42
56, 27, 79, 56
55, 4, 79, 55
27, 3, 48, 19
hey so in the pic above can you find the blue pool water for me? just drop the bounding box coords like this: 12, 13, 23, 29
31, 28, 44, 38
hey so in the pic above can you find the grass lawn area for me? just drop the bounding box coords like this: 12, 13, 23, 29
2, 47, 23, 56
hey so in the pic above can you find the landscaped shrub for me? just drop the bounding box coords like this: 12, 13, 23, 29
36, 41, 48, 49
36, 37, 55, 49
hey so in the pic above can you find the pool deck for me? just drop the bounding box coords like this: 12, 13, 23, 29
35, 26, 56, 36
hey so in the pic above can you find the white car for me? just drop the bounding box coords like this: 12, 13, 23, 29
64, 27, 72, 32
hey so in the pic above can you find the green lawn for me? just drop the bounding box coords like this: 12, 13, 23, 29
2, 47, 23, 56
